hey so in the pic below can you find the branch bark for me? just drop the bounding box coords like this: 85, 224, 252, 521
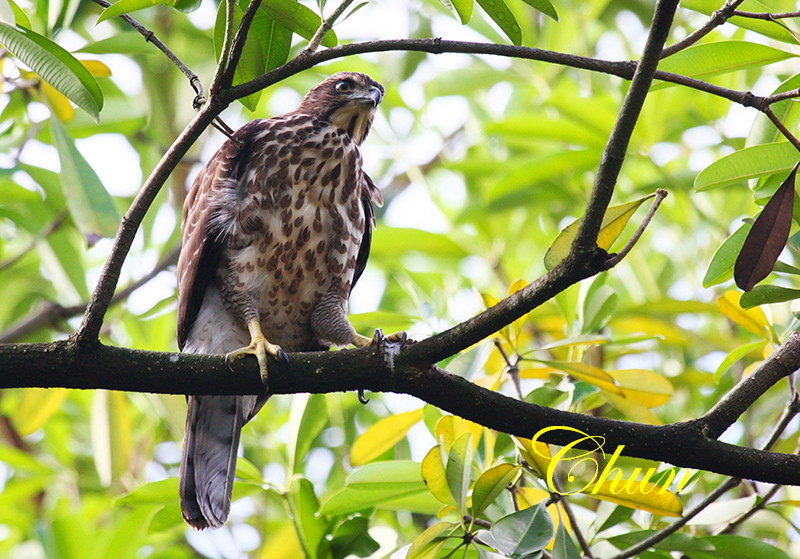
2, 339, 800, 485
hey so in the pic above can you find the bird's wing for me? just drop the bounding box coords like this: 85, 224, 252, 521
176, 121, 263, 349
351, 172, 383, 293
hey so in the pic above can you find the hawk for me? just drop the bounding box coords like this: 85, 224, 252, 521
177, 72, 384, 529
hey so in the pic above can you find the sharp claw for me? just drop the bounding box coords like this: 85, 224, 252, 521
358, 389, 369, 404
277, 348, 289, 364
372, 328, 385, 344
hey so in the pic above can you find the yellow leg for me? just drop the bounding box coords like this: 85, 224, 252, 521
352, 330, 407, 347
227, 318, 286, 385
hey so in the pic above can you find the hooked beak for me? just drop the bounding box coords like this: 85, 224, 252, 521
355, 86, 383, 108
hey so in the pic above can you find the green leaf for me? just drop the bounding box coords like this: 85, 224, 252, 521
91, 390, 132, 487
445, 432, 473, 515
544, 193, 655, 270
407, 522, 456, 559
681, 0, 798, 44
371, 227, 466, 258
97, 0, 171, 23
214, 0, 266, 111
607, 530, 714, 552
582, 284, 618, 334
321, 461, 441, 515
471, 463, 520, 516
519, 0, 557, 21
694, 142, 799, 192
689, 535, 790, 559
740, 285, 800, 309
658, 42, 794, 83
476, 0, 521, 45
50, 119, 120, 241
324, 516, 380, 559
713, 340, 767, 382
287, 393, 328, 475
6, 0, 31, 28
448, 0, 474, 24
491, 502, 554, 558
76, 33, 157, 55
288, 476, 327, 559
552, 521, 581, 559
748, 74, 800, 147
260, 0, 337, 48
0, 23, 103, 120
703, 222, 751, 287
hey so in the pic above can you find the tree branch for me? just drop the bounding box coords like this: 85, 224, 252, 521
2, 340, 800, 485
90, 0, 203, 100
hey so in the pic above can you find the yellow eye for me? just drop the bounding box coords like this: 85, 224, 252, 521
334, 80, 353, 93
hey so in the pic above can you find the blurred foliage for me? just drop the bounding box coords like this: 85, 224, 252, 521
1, 0, 800, 557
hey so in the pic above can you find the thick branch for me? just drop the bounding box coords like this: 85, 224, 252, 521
2, 341, 800, 485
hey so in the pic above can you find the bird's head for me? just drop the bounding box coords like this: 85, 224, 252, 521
298, 72, 384, 145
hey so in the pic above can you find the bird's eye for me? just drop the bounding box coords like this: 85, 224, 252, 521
334, 80, 353, 93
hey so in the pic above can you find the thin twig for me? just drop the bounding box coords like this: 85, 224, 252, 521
661, 0, 745, 58
0, 211, 68, 272
303, 0, 357, 55
572, 0, 679, 253
609, 393, 800, 559
0, 245, 179, 344
734, 10, 800, 20
89, 0, 203, 100
210, 0, 238, 94
762, 104, 800, 151
606, 189, 668, 266
214, 0, 264, 92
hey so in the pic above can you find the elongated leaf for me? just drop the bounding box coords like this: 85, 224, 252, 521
91, 390, 132, 487
287, 393, 328, 475
350, 408, 424, 466
476, 0, 521, 45
658, 42, 794, 82
544, 194, 655, 270
435, 414, 483, 452
6, 0, 31, 27
14, 387, 69, 436
214, 0, 266, 111
552, 521, 580, 559
471, 463, 520, 516
585, 479, 682, 517
716, 290, 775, 341
538, 360, 622, 395
449, 0, 473, 24
703, 222, 751, 287
513, 436, 552, 478
520, 0, 557, 21
695, 142, 798, 191
681, 0, 797, 44
491, 502, 553, 557
260, 0, 336, 47
50, 119, 120, 241
608, 369, 673, 408
407, 522, 456, 559
421, 445, 454, 505
445, 433, 473, 515
691, 535, 790, 559
713, 340, 768, 382
0, 23, 103, 120
288, 477, 326, 559
98, 0, 170, 22
735, 164, 797, 291
324, 516, 380, 559
741, 284, 800, 309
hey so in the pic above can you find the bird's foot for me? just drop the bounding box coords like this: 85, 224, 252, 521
353, 329, 409, 404
226, 325, 288, 389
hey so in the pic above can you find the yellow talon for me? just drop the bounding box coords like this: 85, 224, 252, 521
227, 318, 287, 385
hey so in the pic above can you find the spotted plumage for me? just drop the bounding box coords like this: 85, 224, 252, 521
177, 72, 384, 529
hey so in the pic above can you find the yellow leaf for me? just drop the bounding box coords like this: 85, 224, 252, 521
519, 366, 558, 379
258, 521, 305, 559
538, 361, 623, 395
717, 290, 774, 341
608, 369, 673, 408
471, 463, 520, 515
507, 278, 528, 295
513, 436, 552, 478
15, 387, 69, 436
91, 390, 132, 486
607, 315, 689, 345
407, 522, 456, 559
421, 446, 454, 506
473, 370, 504, 391
602, 391, 663, 425
80, 59, 111, 77
350, 408, 424, 466
544, 193, 656, 270
41, 80, 74, 122
584, 479, 683, 517
435, 415, 482, 452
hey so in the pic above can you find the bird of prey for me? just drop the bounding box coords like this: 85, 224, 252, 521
176, 72, 385, 529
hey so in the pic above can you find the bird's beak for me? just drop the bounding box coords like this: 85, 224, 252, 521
356, 86, 383, 108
